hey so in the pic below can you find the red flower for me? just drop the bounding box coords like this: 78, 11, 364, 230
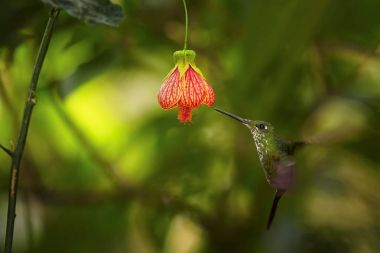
158, 50, 215, 123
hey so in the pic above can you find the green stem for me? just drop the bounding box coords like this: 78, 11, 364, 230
3, 8, 59, 253
182, 0, 188, 50
50, 92, 127, 189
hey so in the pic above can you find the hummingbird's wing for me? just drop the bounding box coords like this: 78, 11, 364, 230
266, 159, 295, 229
276, 138, 307, 156
287, 141, 307, 155
270, 159, 295, 193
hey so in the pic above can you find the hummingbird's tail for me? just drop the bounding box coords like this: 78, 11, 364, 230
266, 191, 283, 230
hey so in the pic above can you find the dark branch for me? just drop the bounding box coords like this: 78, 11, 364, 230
4, 8, 60, 253
0, 144, 13, 157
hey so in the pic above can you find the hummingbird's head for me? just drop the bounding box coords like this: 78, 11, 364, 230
214, 108, 274, 140
250, 120, 274, 142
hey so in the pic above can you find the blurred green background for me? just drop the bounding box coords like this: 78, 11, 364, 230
1, 0, 380, 252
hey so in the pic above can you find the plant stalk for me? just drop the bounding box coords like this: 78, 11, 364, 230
4, 8, 60, 253
182, 0, 189, 50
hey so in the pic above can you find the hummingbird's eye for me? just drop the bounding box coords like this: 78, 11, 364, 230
256, 123, 267, 130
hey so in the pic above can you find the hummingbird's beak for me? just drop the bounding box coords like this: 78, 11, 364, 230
214, 108, 251, 125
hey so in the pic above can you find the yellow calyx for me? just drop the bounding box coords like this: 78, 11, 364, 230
173, 50, 197, 76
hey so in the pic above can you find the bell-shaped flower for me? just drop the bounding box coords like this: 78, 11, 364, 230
158, 50, 215, 123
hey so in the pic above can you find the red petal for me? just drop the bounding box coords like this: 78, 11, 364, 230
181, 66, 206, 108
158, 68, 182, 109
202, 81, 215, 106
178, 105, 192, 123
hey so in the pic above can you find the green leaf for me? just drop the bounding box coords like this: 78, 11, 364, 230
41, 0, 124, 27
59, 48, 118, 98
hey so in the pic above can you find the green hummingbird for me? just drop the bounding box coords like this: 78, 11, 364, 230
214, 108, 305, 229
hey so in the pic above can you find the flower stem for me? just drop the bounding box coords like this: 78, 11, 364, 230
3, 8, 60, 253
182, 0, 189, 50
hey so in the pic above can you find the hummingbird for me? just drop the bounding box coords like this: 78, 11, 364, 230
214, 108, 305, 229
